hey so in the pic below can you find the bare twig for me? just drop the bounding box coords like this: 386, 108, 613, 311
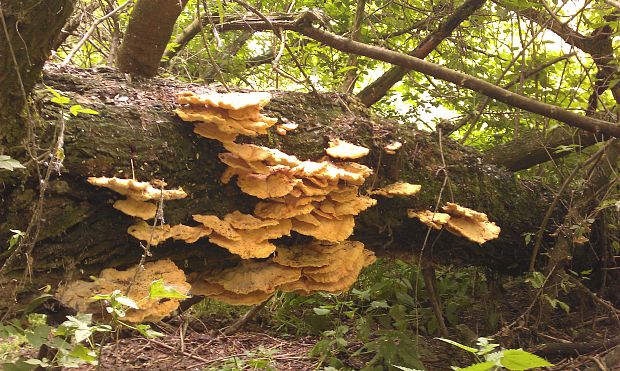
528, 142, 609, 272
215, 295, 272, 337
62, 0, 134, 65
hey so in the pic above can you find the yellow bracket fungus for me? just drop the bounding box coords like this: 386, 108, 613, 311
56, 259, 190, 323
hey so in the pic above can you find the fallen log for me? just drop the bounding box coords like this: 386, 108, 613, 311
0, 64, 555, 312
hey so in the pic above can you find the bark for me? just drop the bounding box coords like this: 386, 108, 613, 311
0, 0, 75, 150
116, 0, 188, 77
484, 127, 604, 171
356, 0, 486, 106
0, 64, 556, 312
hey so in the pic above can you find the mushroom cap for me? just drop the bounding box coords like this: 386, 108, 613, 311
291, 214, 355, 242
254, 200, 316, 219
223, 142, 300, 167
223, 211, 280, 230
318, 195, 377, 217
207, 261, 301, 294
236, 173, 301, 199
127, 221, 211, 244
407, 209, 451, 230
127, 221, 172, 245
87, 177, 187, 201
177, 91, 272, 111
113, 198, 158, 220
369, 182, 422, 197
442, 203, 501, 244
193, 121, 239, 142
216, 220, 292, 259
210, 289, 273, 306
326, 139, 370, 159
278, 242, 373, 295
192, 215, 241, 241
384, 141, 403, 154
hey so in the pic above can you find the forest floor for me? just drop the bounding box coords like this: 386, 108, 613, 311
2, 263, 618, 370
62, 289, 620, 371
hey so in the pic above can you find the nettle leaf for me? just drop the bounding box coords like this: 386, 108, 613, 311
149, 279, 189, 299
500, 349, 553, 370
0, 155, 25, 171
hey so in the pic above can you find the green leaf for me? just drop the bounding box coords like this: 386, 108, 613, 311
69, 104, 99, 116
370, 300, 389, 309
0, 155, 25, 171
115, 296, 139, 309
68, 344, 98, 363
25, 324, 51, 348
455, 361, 496, 371
149, 279, 190, 299
500, 349, 553, 370
313, 307, 331, 315
436, 338, 478, 353
51, 96, 71, 105
136, 324, 165, 338
2, 360, 38, 371
74, 328, 93, 343
393, 365, 423, 371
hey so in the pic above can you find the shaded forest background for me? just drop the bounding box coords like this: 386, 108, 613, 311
0, 0, 619, 369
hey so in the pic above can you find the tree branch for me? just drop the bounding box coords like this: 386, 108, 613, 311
356, 0, 486, 106
291, 16, 620, 138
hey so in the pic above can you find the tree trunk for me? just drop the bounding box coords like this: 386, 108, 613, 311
116, 0, 188, 77
0, 0, 75, 151
0, 64, 559, 312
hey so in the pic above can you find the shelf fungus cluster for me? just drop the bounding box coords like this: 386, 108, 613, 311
87, 177, 187, 220
173, 91, 379, 304
190, 240, 376, 303
66, 91, 380, 313
55, 260, 190, 323
175, 91, 278, 142
407, 202, 501, 244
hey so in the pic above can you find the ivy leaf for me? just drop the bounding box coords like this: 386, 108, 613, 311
149, 279, 189, 299
500, 349, 553, 370
0, 155, 25, 171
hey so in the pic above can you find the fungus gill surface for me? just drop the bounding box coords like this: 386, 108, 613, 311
56, 259, 190, 323
87, 177, 187, 202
